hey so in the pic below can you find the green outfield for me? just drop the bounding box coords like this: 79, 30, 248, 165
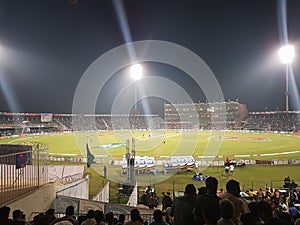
1, 130, 300, 160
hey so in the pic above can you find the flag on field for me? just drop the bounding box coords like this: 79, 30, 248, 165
86, 143, 95, 168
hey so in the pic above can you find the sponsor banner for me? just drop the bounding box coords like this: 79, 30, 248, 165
41, 113, 53, 122
104, 203, 135, 215
104, 203, 152, 215
79, 199, 105, 214
55, 196, 80, 215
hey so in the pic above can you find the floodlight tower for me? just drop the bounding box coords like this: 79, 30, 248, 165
125, 138, 136, 186
129, 138, 136, 185
125, 139, 131, 182
130, 64, 143, 111
278, 44, 295, 113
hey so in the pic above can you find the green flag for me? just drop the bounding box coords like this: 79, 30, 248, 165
86, 143, 95, 168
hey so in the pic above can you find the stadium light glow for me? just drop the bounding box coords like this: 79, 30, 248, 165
278, 44, 295, 113
278, 45, 295, 64
129, 63, 143, 111
130, 64, 143, 80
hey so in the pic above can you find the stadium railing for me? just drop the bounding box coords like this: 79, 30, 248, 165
0, 148, 49, 206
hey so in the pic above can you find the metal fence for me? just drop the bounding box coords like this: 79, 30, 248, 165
0, 148, 49, 206
137, 179, 299, 201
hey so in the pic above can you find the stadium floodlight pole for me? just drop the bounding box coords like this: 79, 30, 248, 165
130, 64, 143, 110
278, 44, 295, 113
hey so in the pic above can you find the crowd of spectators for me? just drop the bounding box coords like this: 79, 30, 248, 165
0, 114, 156, 136
1, 111, 300, 135
244, 113, 300, 132
1, 177, 300, 225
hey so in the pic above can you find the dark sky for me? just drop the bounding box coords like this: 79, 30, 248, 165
0, 0, 299, 114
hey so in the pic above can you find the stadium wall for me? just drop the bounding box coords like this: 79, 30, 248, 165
92, 182, 109, 203
7, 183, 57, 221
56, 176, 89, 199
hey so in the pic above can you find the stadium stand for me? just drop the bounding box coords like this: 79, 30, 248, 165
243, 112, 300, 132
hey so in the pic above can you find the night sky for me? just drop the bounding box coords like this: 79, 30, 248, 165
0, 0, 299, 114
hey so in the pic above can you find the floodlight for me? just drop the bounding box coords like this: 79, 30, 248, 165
278, 45, 295, 64
130, 64, 143, 80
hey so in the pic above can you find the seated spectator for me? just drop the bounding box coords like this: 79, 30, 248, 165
240, 213, 258, 225
124, 209, 143, 225
290, 180, 297, 189
0, 206, 13, 225
256, 200, 280, 225
246, 202, 261, 225
279, 201, 287, 212
218, 199, 235, 225
164, 207, 172, 225
198, 187, 208, 196
51, 205, 78, 225
117, 214, 125, 225
105, 212, 114, 225
170, 184, 197, 225
34, 213, 55, 225
149, 210, 168, 225
277, 212, 293, 225
283, 177, 291, 188
288, 204, 299, 219
195, 177, 221, 225
162, 192, 173, 211
81, 210, 96, 225
220, 180, 249, 225
45, 209, 56, 224
94, 210, 105, 225
12, 210, 29, 225
202, 197, 221, 225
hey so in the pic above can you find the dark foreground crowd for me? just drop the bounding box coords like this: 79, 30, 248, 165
1, 178, 300, 225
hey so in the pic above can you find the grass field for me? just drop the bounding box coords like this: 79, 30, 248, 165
1, 130, 300, 199
1, 130, 300, 159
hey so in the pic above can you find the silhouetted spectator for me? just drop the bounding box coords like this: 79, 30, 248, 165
162, 192, 173, 211
283, 177, 291, 188
240, 213, 257, 225
45, 208, 56, 224
124, 209, 143, 225
202, 197, 221, 225
34, 213, 53, 225
81, 210, 96, 225
0, 206, 13, 225
257, 200, 280, 225
51, 205, 78, 225
246, 202, 261, 225
195, 177, 221, 225
277, 212, 293, 225
12, 210, 29, 225
149, 210, 168, 225
94, 210, 105, 225
105, 212, 114, 225
117, 214, 125, 225
198, 187, 208, 196
220, 180, 249, 225
218, 199, 235, 225
170, 184, 197, 225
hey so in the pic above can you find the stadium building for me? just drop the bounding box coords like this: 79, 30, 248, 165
164, 100, 248, 129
